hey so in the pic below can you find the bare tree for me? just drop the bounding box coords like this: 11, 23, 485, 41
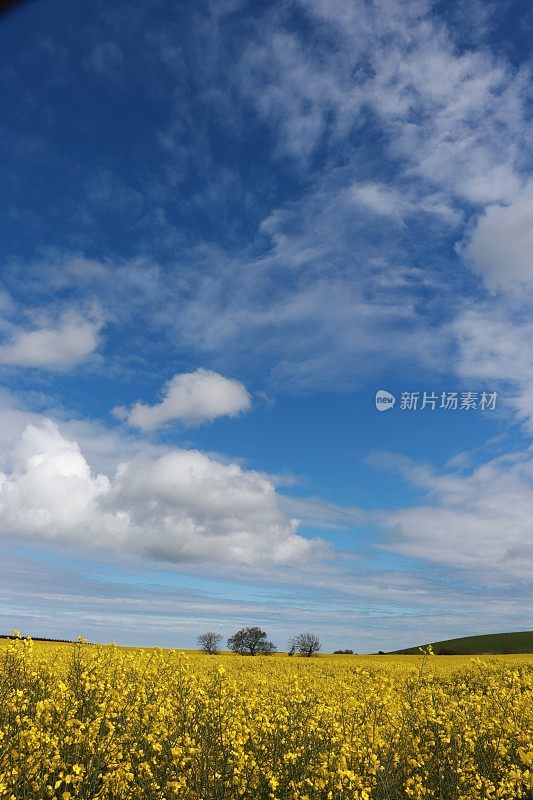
227, 627, 276, 655
293, 632, 321, 657
197, 631, 222, 655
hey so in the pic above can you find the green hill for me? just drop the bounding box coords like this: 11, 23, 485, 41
389, 630, 533, 655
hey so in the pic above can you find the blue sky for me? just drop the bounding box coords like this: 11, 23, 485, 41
0, 0, 532, 652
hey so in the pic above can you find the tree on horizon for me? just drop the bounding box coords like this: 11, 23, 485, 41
227, 627, 276, 655
197, 631, 222, 655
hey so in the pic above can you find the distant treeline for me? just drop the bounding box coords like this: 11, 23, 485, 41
0, 635, 86, 644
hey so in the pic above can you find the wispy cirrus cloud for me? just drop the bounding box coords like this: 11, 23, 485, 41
3, 0, 531, 397
370, 448, 533, 583
2, 542, 529, 650
451, 302, 533, 431
234, 0, 530, 202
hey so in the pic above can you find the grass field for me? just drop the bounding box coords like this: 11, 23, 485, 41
389, 630, 533, 656
0, 637, 532, 799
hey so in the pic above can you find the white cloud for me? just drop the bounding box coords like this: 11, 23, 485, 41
0, 417, 317, 567
462, 191, 533, 293
453, 307, 533, 384
133, 0, 525, 392
4, 220, 450, 392
373, 450, 533, 582
4, 2, 530, 402
237, 28, 349, 162
0, 399, 529, 647
174, 273, 447, 391
347, 181, 459, 223
366, 40, 527, 205
118, 368, 251, 430
0, 420, 111, 543
5, 546, 530, 651
0, 311, 101, 369
453, 305, 533, 429
233, 0, 530, 205
0, 389, 165, 478
166, 170, 452, 390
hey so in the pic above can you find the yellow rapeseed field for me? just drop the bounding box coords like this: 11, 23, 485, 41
0, 635, 531, 800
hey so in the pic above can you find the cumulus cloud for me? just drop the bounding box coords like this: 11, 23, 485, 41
0, 402, 529, 647
462, 192, 533, 293
0, 311, 101, 369
0, 418, 317, 567
0, 420, 111, 543
117, 369, 251, 430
